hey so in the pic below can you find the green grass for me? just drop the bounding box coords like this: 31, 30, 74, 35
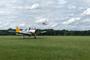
0, 36, 90, 60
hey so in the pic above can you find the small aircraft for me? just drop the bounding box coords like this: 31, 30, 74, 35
15, 20, 48, 39
15, 26, 47, 39
16, 26, 37, 39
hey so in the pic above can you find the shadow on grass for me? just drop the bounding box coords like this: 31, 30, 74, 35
16, 36, 46, 40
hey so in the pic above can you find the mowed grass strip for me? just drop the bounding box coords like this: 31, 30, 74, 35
0, 36, 90, 60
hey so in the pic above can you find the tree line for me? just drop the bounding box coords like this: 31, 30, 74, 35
0, 28, 90, 36
37, 29, 90, 36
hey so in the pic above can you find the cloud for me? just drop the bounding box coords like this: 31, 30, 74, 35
82, 19, 90, 22
62, 17, 80, 25
35, 17, 48, 24
50, 23, 58, 28
0, 0, 90, 30
31, 3, 39, 9
0, 10, 12, 15
68, 5, 76, 9
82, 0, 90, 4
81, 8, 90, 16
8, 3, 40, 10
58, 0, 67, 4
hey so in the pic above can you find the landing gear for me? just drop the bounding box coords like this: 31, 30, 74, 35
22, 33, 37, 39
33, 33, 36, 39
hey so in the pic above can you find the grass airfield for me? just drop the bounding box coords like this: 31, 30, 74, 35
0, 36, 90, 60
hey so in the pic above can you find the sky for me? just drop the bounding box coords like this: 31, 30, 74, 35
0, 0, 90, 30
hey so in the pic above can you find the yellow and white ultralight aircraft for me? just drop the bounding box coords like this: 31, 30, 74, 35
16, 26, 37, 39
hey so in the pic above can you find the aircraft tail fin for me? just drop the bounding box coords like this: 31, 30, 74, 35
16, 26, 21, 33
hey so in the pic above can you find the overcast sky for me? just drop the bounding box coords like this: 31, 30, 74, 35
0, 0, 90, 30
